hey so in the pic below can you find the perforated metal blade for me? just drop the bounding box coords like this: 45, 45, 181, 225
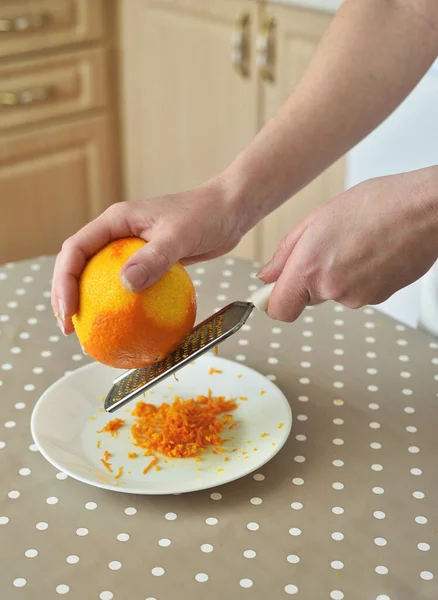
104, 301, 253, 413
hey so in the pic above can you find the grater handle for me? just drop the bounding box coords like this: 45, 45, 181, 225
251, 282, 276, 312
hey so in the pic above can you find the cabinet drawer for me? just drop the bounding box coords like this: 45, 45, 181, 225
0, 48, 109, 130
0, 115, 118, 263
0, 0, 105, 58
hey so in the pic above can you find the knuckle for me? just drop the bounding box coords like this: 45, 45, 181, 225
61, 236, 76, 254
342, 297, 364, 310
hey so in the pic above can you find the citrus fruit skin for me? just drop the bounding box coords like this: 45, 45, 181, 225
72, 237, 197, 369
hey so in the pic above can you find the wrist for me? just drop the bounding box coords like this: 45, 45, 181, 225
412, 165, 438, 240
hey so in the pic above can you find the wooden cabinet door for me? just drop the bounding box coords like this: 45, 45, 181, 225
120, 0, 260, 259
0, 116, 118, 263
259, 4, 345, 262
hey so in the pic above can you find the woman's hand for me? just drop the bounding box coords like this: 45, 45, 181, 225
51, 179, 243, 335
258, 167, 438, 322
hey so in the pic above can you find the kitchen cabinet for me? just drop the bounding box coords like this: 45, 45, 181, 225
119, 0, 346, 262
0, 0, 120, 264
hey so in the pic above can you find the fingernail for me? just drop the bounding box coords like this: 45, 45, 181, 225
256, 258, 274, 279
57, 318, 67, 337
58, 297, 66, 321
121, 264, 148, 292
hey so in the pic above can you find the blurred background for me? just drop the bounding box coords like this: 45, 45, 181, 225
1, 0, 437, 329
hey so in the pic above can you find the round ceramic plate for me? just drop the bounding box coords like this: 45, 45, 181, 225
31, 355, 292, 495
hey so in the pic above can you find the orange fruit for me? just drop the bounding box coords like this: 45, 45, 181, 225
72, 237, 196, 369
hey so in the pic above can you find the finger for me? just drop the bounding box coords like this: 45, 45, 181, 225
257, 220, 308, 283
51, 205, 133, 330
266, 254, 310, 322
120, 234, 185, 292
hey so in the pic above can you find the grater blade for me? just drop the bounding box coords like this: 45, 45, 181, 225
104, 301, 253, 413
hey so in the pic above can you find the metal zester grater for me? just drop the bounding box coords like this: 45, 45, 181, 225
104, 282, 275, 413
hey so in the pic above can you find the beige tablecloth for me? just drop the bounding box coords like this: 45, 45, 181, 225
1, 255, 438, 600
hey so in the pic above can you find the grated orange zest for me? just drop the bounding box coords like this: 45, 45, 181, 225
143, 456, 158, 474
97, 418, 125, 436
115, 466, 124, 479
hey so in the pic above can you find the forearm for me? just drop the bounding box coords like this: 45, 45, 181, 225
219, 0, 438, 232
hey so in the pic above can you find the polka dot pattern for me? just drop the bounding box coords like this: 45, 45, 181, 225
1, 257, 438, 598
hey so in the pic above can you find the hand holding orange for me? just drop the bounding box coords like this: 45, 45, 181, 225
72, 237, 197, 369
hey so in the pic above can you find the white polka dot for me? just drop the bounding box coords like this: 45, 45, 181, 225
299, 377, 310, 385
25, 549, 38, 558
334, 349, 344, 356
297, 414, 308, 421
397, 339, 408, 346
364, 322, 375, 329
420, 571, 434, 581
303, 315, 314, 323
201, 544, 214, 553
295, 434, 307, 441
10, 346, 21, 354
0, 272, 6, 280
331, 560, 344, 570
216, 294, 228, 302
413, 491, 425, 499
56, 472, 68, 480
46, 496, 58, 505
287, 554, 300, 563
333, 438, 344, 446
8, 490, 20, 499
125, 507, 137, 516
247, 522, 259, 531
371, 464, 383, 472
16, 289, 26, 296
206, 517, 218, 526
41, 350, 52, 358
85, 502, 97, 510
270, 342, 280, 349
400, 371, 411, 379
210, 492, 222, 501
289, 527, 301, 536
406, 426, 417, 433
369, 422, 381, 429
0, 516, 9, 525
399, 355, 409, 362
332, 482, 344, 490
300, 361, 311, 368
250, 497, 263, 505
334, 319, 344, 326
24, 384, 35, 392
375, 566, 389, 575
368, 403, 380, 411
242, 324, 251, 332
332, 507, 344, 515
19, 468, 31, 476
66, 555, 79, 564
49, 336, 59, 343
374, 537, 387, 546
298, 395, 309, 402
410, 468, 422, 476
13, 578, 27, 588
219, 281, 230, 289
2, 364, 13, 371
108, 561, 121, 571
253, 474, 265, 481
33, 367, 44, 374
31, 264, 41, 271
302, 330, 313, 337
366, 352, 377, 359
36, 522, 48, 530
268, 357, 278, 365
158, 538, 171, 547
330, 591, 344, 600
409, 446, 420, 454
151, 567, 165, 577
373, 511, 386, 520
99, 593, 113, 600
334, 334, 344, 340
194, 572, 208, 583
15, 402, 26, 410
333, 418, 344, 425
165, 512, 177, 520
417, 542, 430, 551
332, 460, 344, 467
331, 532, 344, 541
404, 406, 415, 415
240, 579, 253, 588
5, 421, 16, 428
366, 337, 376, 344
372, 487, 384, 495
0, 441, 5, 449
272, 327, 282, 334
285, 584, 299, 595
56, 584, 70, 594
415, 516, 427, 525
302, 345, 312, 352
333, 381, 344, 389
290, 502, 303, 510
243, 549, 256, 559
333, 399, 344, 406
333, 364, 344, 372
76, 528, 88, 536
430, 342, 438, 349
266, 374, 276, 381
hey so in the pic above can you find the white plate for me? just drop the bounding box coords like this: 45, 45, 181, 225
31, 355, 292, 495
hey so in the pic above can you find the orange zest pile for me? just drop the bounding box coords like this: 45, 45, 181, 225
130, 391, 238, 458
97, 418, 125, 437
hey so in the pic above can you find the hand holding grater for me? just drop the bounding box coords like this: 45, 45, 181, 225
104, 282, 275, 413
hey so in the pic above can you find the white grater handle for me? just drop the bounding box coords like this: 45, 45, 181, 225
251, 281, 276, 312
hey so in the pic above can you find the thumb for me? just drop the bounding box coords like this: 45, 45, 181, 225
257, 221, 307, 283
120, 236, 183, 292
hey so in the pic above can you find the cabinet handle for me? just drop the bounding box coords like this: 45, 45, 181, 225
0, 13, 50, 33
231, 13, 250, 78
0, 86, 52, 107
256, 16, 276, 83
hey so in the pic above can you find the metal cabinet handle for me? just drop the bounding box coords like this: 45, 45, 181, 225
0, 86, 52, 107
0, 13, 49, 33
256, 16, 276, 82
231, 13, 250, 78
